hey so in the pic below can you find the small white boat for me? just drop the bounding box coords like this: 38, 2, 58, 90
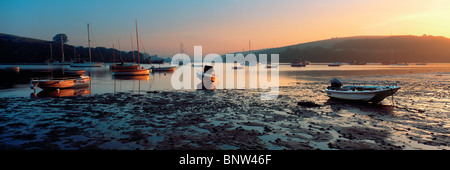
30, 76, 91, 90
150, 66, 176, 72
328, 62, 342, 67
325, 79, 400, 102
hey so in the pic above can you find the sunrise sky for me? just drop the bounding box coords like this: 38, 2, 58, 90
1, 0, 449, 57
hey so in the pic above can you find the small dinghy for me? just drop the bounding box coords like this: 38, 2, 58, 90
325, 78, 400, 102
30, 76, 91, 90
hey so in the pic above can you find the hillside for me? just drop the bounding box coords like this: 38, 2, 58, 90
234, 35, 450, 63
0, 33, 164, 63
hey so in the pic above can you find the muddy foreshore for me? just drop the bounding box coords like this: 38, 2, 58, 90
0, 72, 449, 150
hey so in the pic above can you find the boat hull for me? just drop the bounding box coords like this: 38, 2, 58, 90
151, 67, 176, 72
70, 62, 104, 67
109, 64, 139, 70
112, 69, 150, 76
31, 76, 90, 90
326, 86, 400, 102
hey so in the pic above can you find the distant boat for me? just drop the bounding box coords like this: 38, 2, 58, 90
112, 75, 150, 80
3, 66, 20, 72
349, 60, 367, 65
328, 62, 342, 67
110, 62, 139, 70
232, 66, 244, 69
52, 61, 71, 65
70, 24, 104, 67
291, 60, 306, 67
240, 61, 257, 66
52, 34, 71, 65
291, 47, 308, 67
266, 64, 278, 68
389, 62, 409, 66
150, 66, 176, 72
325, 78, 400, 102
71, 62, 104, 67
30, 76, 90, 90
112, 69, 150, 76
111, 19, 149, 76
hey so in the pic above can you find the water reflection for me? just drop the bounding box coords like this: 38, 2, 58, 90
112, 74, 151, 94
324, 99, 394, 115
30, 87, 91, 98
3, 63, 450, 97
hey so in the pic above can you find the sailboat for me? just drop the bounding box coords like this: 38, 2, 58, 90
52, 35, 71, 65
70, 24, 104, 67
109, 39, 139, 70
291, 47, 306, 67
112, 19, 149, 76
65, 46, 85, 76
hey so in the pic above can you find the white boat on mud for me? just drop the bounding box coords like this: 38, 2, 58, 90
325, 78, 400, 102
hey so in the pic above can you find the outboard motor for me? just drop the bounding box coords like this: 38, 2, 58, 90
329, 78, 342, 89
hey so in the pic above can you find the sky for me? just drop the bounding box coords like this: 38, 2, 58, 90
1, 0, 450, 57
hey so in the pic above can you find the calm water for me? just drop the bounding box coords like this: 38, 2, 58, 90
1, 63, 450, 98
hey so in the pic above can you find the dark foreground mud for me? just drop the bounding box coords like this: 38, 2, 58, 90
0, 72, 449, 150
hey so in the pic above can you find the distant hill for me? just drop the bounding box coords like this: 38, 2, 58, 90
0, 33, 165, 63
2, 33, 450, 63
230, 35, 450, 63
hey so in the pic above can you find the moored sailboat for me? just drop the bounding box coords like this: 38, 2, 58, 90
111, 19, 149, 76
70, 24, 104, 67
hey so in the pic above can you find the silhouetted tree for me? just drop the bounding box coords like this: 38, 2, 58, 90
52, 33, 68, 44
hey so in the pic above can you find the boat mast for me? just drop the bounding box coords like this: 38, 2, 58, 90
118, 39, 122, 62
135, 19, 140, 67
180, 42, 184, 54
88, 24, 92, 62
113, 44, 115, 67
61, 34, 65, 62
130, 35, 135, 64
249, 40, 251, 53
50, 43, 53, 61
